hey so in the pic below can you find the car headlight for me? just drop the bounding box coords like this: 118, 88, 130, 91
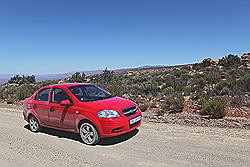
98, 110, 120, 118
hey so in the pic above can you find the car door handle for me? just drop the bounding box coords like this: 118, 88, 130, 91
50, 106, 55, 112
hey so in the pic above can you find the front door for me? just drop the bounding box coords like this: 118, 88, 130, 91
48, 88, 75, 130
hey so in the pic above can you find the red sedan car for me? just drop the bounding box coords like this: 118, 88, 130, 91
23, 83, 142, 145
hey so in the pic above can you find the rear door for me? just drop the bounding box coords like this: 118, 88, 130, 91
47, 88, 76, 130
32, 88, 51, 125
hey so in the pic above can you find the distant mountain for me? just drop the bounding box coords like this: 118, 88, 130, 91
0, 74, 14, 84
35, 70, 103, 82
0, 69, 104, 84
0, 65, 173, 84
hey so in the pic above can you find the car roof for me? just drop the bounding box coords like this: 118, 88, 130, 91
49, 83, 94, 87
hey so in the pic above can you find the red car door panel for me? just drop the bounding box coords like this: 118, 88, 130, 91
32, 100, 50, 125
47, 88, 76, 130
48, 103, 75, 129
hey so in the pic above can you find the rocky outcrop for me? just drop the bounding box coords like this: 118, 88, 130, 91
201, 57, 218, 67
241, 53, 250, 63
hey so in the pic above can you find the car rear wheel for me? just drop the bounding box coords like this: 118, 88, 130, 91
29, 115, 40, 132
79, 122, 99, 145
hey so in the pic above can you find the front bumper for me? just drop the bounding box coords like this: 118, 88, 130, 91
98, 111, 142, 138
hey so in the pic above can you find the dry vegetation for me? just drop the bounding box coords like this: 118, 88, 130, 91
0, 53, 249, 127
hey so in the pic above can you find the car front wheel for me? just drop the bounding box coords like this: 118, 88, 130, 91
29, 115, 40, 132
79, 122, 99, 145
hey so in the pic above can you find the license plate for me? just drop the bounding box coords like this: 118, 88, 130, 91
129, 116, 142, 125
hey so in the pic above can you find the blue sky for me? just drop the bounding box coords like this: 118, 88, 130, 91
1, 0, 249, 74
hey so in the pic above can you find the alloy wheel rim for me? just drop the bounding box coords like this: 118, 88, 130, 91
29, 117, 38, 131
80, 124, 95, 144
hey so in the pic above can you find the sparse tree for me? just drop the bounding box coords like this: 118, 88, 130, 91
218, 54, 241, 67
68, 72, 86, 83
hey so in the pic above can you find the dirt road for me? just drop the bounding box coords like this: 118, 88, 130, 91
0, 108, 249, 167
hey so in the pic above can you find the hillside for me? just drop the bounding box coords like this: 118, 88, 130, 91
0, 53, 249, 128
0, 66, 176, 84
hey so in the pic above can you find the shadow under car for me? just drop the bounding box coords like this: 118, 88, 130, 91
24, 125, 139, 146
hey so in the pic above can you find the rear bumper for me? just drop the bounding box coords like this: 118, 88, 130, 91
98, 111, 142, 138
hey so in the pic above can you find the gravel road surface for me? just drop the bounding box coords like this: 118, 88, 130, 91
0, 108, 249, 167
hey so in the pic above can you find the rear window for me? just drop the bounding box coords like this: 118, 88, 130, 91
35, 88, 50, 102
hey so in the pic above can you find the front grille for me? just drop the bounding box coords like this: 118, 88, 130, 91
122, 106, 137, 117
129, 120, 141, 128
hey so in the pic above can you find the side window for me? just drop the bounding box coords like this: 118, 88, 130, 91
35, 88, 50, 102
51, 88, 71, 103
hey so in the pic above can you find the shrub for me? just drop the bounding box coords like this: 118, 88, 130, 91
183, 86, 192, 96
160, 93, 184, 113
156, 103, 169, 116
200, 97, 227, 118
192, 63, 202, 70
6, 97, 15, 104
8, 75, 23, 84
204, 70, 221, 84
99, 68, 114, 82
67, 72, 86, 83
0, 87, 3, 99
214, 80, 232, 95
163, 86, 175, 94
8, 75, 36, 85
136, 81, 159, 96
218, 54, 241, 67
170, 94, 184, 113
191, 74, 206, 89
106, 83, 127, 97
237, 73, 250, 92
231, 95, 249, 107
16, 85, 36, 100
138, 104, 149, 112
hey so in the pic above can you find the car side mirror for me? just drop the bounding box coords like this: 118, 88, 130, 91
60, 100, 72, 106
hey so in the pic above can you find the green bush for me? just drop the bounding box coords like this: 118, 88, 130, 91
204, 70, 221, 84
215, 80, 231, 95
0, 87, 4, 99
192, 63, 202, 70
200, 97, 227, 118
191, 74, 206, 89
67, 72, 86, 83
218, 54, 241, 67
160, 93, 184, 113
237, 73, 250, 92
106, 83, 127, 97
138, 104, 149, 112
156, 103, 169, 116
231, 95, 249, 107
6, 97, 15, 104
8, 75, 36, 85
163, 86, 175, 94
16, 85, 36, 100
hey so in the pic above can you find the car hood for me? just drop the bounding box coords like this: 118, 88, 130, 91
79, 97, 135, 112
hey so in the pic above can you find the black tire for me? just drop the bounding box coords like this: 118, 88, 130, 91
28, 115, 40, 132
79, 122, 99, 145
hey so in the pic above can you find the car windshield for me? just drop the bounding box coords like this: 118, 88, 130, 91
68, 85, 113, 102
